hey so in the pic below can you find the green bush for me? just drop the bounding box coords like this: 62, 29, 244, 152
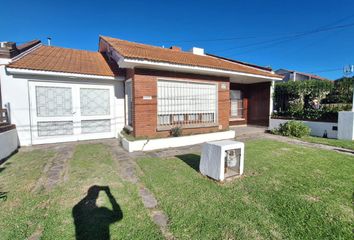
272, 121, 310, 138
170, 126, 183, 137
274, 79, 333, 113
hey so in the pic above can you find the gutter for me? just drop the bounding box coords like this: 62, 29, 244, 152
6, 68, 124, 81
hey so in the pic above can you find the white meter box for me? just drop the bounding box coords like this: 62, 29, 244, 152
200, 140, 244, 181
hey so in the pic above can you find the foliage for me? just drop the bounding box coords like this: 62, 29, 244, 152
274, 79, 333, 112
273, 78, 354, 121
324, 77, 354, 103
170, 126, 183, 137
271, 120, 310, 138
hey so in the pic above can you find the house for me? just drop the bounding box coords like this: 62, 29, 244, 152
275, 69, 328, 82
0, 36, 282, 146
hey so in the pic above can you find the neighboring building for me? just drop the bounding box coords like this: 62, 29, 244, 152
275, 69, 328, 82
0, 36, 282, 146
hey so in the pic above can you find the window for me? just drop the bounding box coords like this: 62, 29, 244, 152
37, 121, 73, 136
81, 120, 111, 134
80, 88, 110, 116
230, 90, 243, 118
157, 80, 217, 127
36, 86, 72, 117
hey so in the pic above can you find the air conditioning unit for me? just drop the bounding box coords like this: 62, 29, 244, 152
200, 140, 244, 181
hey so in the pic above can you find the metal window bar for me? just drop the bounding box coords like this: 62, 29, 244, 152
0, 109, 9, 124
157, 80, 217, 128
230, 99, 244, 119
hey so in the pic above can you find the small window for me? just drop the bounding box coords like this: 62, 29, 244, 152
230, 90, 244, 119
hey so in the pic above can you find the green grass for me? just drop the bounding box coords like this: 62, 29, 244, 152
301, 136, 354, 150
138, 139, 354, 240
0, 144, 162, 240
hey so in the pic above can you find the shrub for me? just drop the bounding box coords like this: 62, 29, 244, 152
170, 126, 182, 137
272, 121, 310, 138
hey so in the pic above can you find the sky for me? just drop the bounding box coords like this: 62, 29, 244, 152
1, 0, 353, 80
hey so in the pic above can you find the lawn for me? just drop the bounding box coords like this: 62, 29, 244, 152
0, 144, 162, 240
301, 136, 354, 150
138, 139, 354, 240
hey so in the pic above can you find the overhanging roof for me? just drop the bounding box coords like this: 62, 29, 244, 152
100, 36, 283, 80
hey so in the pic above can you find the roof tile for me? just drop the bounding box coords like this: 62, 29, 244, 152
101, 36, 281, 78
8, 45, 119, 77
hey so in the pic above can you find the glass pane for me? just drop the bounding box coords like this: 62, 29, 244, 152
80, 88, 110, 116
230, 90, 242, 100
37, 121, 73, 136
81, 120, 111, 133
36, 86, 72, 117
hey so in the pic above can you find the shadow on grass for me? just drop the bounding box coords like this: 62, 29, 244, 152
0, 191, 7, 201
175, 154, 201, 172
72, 185, 123, 240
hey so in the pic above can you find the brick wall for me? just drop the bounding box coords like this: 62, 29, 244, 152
131, 68, 230, 137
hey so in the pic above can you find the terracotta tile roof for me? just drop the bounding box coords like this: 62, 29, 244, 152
8, 45, 119, 77
101, 36, 281, 79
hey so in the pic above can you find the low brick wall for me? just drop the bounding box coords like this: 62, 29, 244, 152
0, 125, 19, 161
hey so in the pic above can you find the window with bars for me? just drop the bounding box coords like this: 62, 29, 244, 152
157, 80, 217, 128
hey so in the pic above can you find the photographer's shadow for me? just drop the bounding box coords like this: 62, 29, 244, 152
72, 185, 123, 240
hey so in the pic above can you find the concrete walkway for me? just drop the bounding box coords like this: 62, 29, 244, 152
104, 139, 175, 240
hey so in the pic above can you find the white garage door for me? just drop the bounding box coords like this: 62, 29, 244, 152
29, 81, 115, 144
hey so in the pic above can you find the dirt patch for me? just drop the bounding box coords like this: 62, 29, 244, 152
303, 195, 321, 202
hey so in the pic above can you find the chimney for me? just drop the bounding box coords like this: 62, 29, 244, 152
169, 46, 181, 51
190, 47, 204, 56
0, 42, 18, 59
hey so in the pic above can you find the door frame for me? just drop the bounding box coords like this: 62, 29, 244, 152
29, 81, 115, 145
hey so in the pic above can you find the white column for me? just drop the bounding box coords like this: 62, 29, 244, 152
269, 81, 275, 127
338, 111, 354, 140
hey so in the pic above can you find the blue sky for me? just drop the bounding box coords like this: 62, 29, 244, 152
1, 0, 353, 80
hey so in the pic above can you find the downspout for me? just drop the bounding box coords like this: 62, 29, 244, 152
27, 80, 33, 145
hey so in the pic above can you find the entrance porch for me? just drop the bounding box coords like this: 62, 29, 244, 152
229, 81, 272, 126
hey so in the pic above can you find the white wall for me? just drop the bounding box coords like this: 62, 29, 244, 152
1, 66, 32, 145
269, 118, 338, 139
0, 69, 125, 146
120, 130, 236, 152
338, 111, 354, 140
0, 129, 19, 160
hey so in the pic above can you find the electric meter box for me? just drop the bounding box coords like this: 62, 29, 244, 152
200, 140, 244, 181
